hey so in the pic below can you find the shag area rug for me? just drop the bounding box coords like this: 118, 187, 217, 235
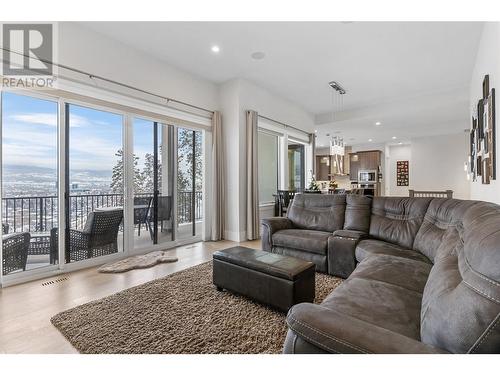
51, 261, 342, 354
98, 251, 178, 273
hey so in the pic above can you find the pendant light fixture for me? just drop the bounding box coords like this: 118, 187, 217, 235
329, 81, 347, 174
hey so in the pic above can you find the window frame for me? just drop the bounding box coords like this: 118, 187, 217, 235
257, 118, 313, 208
0, 87, 210, 287
257, 128, 281, 206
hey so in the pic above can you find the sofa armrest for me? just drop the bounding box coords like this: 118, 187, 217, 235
286, 303, 448, 354
327, 230, 368, 278
332, 229, 367, 240
260, 217, 293, 251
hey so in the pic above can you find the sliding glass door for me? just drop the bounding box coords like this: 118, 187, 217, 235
132, 118, 174, 250
176, 127, 203, 240
1, 92, 59, 276
65, 103, 124, 263
1, 93, 207, 281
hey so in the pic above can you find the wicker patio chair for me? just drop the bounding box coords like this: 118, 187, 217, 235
2, 223, 9, 234
2, 232, 30, 275
50, 209, 123, 263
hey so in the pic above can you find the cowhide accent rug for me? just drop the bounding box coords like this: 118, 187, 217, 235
51, 261, 342, 354
98, 250, 178, 273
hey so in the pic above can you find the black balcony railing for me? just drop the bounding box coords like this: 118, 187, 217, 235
2, 191, 203, 233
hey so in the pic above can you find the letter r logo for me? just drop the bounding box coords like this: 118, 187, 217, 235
2, 24, 53, 76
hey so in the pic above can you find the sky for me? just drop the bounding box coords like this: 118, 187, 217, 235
1, 92, 159, 173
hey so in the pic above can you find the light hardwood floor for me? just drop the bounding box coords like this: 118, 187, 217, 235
0, 239, 261, 354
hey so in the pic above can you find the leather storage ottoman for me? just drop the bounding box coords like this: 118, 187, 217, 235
212, 246, 315, 312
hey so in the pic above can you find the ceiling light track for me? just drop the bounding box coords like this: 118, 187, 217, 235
328, 81, 346, 95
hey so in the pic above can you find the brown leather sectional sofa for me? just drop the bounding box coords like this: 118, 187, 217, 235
261, 194, 500, 353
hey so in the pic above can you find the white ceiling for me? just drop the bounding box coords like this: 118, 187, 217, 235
81, 21, 483, 144
314, 86, 471, 147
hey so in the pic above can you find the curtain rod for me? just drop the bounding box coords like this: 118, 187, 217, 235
257, 114, 312, 136
1, 47, 214, 115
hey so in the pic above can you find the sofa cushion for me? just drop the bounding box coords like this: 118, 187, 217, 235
273, 229, 331, 255
343, 194, 372, 233
352, 254, 432, 293
413, 199, 478, 263
285, 304, 448, 354
356, 239, 431, 264
369, 197, 432, 249
287, 194, 346, 232
420, 202, 500, 353
321, 277, 423, 340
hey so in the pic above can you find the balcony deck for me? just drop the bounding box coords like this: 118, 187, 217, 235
2, 192, 204, 276
23, 221, 203, 272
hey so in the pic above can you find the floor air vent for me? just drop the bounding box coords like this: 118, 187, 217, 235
41, 277, 69, 286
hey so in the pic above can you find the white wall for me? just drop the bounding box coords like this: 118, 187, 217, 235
387, 144, 411, 196
237, 80, 315, 133
219, 78, 315, 241
218, 79, 243, 241
469, 22, 500, 204
57, 23, 219, 110
410, 133, 470, 199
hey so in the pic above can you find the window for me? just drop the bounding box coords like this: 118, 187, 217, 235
177, 127, 204, 240
67, 104, 125, 262
0, 89, 209, 283
258, 131, 279, 204
1, 92, 59, 275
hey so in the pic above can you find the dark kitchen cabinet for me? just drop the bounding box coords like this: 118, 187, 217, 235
349, 150, 381, 180
315, 155, 331, 180
349, 153, 360, 181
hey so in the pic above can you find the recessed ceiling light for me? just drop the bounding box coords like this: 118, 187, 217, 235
211, 45, 220, 53
375, 122, 381, 126
251, 51, 266, 60
368, 139, 373, 142
392, 136, 397, 140
398, 142, 403, 145
314, 129, 318, 133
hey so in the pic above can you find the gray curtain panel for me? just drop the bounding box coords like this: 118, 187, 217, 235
246, 110, 260, 240
211, 111, 225, 240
